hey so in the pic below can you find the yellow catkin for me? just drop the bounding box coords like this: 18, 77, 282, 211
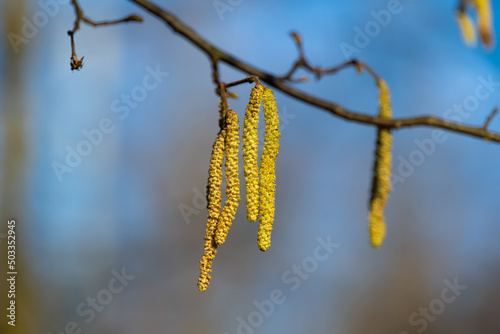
368, 79, 393, 248
215, 109, 241, 246
473, 0, 494, 47
257, 88, 281, 251
457, 10, 477, 45
198, 101, 226, 292
243, 84, 264, 222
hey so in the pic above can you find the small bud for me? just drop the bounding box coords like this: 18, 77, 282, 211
290, 31, 302, 46
355, 62, 363, 74
125, 14, 144, 22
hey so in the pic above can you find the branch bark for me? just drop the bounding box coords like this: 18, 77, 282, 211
128, 0, 500, 143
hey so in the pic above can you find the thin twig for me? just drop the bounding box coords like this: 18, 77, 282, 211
68, 0, 143, 70
67, 0, 84, 70
278, 33, 380, 82
224, 76, 261, 89
483, 107, 499, 130
278, 34, 374, 82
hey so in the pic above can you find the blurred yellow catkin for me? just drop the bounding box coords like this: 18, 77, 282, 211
215, 109, 241, 246
457, 0, 495, 48
243, 84, 264, 222
257, 88, 281, 251
457, 10, 477, 45
198, 100, 226, 292
474, 0, 494, 46
368, 79, 392, 248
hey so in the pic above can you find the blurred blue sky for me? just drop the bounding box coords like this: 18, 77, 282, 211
1, 0, 500, 333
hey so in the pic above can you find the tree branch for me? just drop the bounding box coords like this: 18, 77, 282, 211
128, 0, 500, 143
68, 0, 143, 70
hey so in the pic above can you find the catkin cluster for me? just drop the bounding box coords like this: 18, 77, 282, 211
368, 79, 393, 248
242, 85, 281, 251
198, 83, 281, 291
457, 0, 494, 47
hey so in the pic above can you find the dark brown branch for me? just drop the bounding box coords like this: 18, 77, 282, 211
278, 33, 380, 83
128, 0, 500, 143
68, 0, 143, 70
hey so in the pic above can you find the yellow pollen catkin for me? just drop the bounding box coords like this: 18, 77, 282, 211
215, 109, 240, 246
243, 84, 264, 222
258, 88, 281, 251
198, 100, 226, 292
457, 0, 495, 48
474, 0, 494, 47
457, 10, 477, 45
368, 79, 393, 248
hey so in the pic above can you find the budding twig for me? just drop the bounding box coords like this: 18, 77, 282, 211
68, 0, 143, 70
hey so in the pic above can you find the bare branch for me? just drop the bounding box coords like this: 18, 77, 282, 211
68, 0, 143, 70
127, 0, 500, 143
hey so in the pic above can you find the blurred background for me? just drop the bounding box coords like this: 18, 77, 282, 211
1, 0, 500, 333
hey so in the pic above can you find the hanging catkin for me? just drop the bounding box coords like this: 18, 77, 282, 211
368, 79, 392, 248
215, 109, 241, 246
243, 84, 264, 222
456, 0, 494, 47
474, 0, 494, 46
257, 88, 281, 251
198, 100, 226, 292
457, 10, 476, 45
